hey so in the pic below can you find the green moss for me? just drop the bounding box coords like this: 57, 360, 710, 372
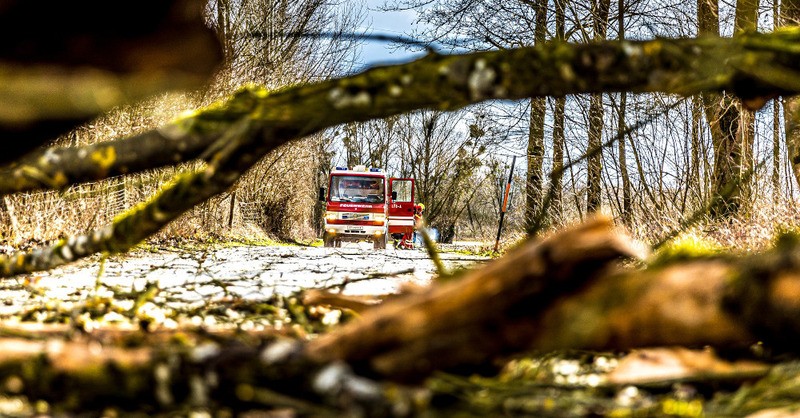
648, 232, 727, 267
770, 226, 800, 251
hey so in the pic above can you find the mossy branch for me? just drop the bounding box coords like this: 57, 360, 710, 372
0, 118, 262, 276
4, 29, 800, 275
3, 28, 800, 197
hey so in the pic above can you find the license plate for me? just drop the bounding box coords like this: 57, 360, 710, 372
342, 213, 369, 220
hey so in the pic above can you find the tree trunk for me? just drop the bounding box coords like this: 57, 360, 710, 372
617, 0, 631, 227
707, 96, 743, 218
305, 216, 637, 382
736, 0, 758, 211
552, 98, 566, 223
586, 0, 611, 213
774, 97, 782, 203
783, 0, 800, 189
525, 0, 548, 233
550, 0, 567, 224
691, 95, 704, 205
772, 0, 782, 203
699, 0, 754, 219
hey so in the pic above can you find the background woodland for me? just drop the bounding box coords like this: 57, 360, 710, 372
3, 0, 797, 252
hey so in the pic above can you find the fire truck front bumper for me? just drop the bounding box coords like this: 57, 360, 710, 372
324, 223, 386, 240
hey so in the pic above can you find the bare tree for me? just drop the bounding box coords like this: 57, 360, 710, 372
525, 0, 549, 233
697, 0, 758, 219
395, 110, 497, 242
551, 0, 568, 224
208, 0, 364, 88
4, 17, 800, 273
783, 0, 800, 189
337, 117, 398, 169
587, 0, 612, 213
202, 0, 366, 238
617, 0, 632, 227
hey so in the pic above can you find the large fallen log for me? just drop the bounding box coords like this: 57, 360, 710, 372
304, 216, 640, 382
528, 257, 752, 352
304, 217, 800, 382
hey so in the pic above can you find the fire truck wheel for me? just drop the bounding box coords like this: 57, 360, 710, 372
323, 233, 334, 247
374, 232, 388, 249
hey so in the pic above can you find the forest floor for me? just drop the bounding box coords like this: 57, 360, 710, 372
0, 233, 795, 417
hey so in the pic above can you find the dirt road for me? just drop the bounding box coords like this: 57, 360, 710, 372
0, 242, 489, 315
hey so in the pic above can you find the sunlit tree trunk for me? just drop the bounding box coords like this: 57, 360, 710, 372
774, 98, 783, 202
691, 96, 705, 205
783, 0, 800, 189
774, 0, 783, 204
525, 0, 548, 233
551, 0, 567, 224
736, 0, 758, 210
212, 0, 236, 64
617, 0, 631, 227
698, 0, 744, 219
587, 0, 611, 213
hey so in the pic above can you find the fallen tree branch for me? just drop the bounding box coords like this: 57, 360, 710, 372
305, 216, 639, 382
0, 118, 264, 276
3, 28, 800, 197
1, 29, 800, 276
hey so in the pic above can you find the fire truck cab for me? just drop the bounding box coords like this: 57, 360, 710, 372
320, 165, 415, 249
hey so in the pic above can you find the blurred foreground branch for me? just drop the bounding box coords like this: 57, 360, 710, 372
3, 217, 800, 415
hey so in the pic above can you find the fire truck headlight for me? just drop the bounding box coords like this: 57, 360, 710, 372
325, 212, 338, 221
327, 228, 337, 234
373, 213, 386, 222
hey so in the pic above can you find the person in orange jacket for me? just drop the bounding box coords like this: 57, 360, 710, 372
413, 203, 425, 228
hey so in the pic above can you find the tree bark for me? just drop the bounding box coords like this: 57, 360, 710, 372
783, 0, 800, 189
586, 0, 611, 213
698, 0, 758, 219
617, 0, 632, 227
309, 218, 800, 370
525, 0, 548, 233
550, 0, 568, 224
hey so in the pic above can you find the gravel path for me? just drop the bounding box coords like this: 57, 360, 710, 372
0, 242, 489, 315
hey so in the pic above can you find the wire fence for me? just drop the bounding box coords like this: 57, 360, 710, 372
1, 177, 130, 242
239, 201, 265, 225
0, 176, 277, 244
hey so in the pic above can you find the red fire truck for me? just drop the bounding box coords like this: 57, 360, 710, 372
319, 165, 415, 249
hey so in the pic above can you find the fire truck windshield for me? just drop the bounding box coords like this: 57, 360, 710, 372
329, 175, 385, 203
